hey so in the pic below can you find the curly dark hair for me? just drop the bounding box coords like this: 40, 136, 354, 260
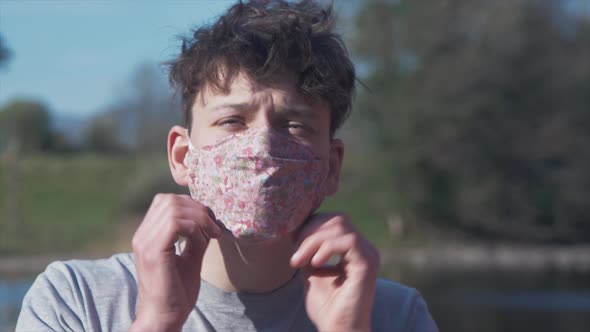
167, 0, 356, 136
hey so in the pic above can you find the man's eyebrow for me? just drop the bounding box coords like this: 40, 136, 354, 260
206, 102, 317, 118
207, 103, 252, 113
279, 106, 317, 119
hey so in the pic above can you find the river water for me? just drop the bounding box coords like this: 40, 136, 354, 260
1, 267, 589, 331
384, 267, 590, 332
0, 277, 34, 332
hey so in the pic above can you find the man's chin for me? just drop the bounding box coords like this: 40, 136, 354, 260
221, 231, 294, 248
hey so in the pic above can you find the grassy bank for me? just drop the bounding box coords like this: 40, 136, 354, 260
0, 151, 399, 255
0, 154, 138, 254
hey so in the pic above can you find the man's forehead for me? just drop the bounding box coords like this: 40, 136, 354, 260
193, 71, 322, 114
204, 101, 319, 120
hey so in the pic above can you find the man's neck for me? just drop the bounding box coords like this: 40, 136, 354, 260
200, 232, 297, 293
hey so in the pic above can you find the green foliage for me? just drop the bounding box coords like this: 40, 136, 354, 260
352, 0, 590, 242
319, 143, 394, 246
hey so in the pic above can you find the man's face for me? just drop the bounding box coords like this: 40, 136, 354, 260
168, 70, 344, 197
188, 71, 333, 161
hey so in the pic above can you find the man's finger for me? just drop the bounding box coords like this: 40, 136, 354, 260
150, 212, 220, 252
294, 213, 353, 247
290, 226, 342, 268
309, 233, 358, 268
177, 217, 222, 257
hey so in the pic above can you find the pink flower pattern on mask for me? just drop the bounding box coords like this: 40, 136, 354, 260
184, 127, 329, 241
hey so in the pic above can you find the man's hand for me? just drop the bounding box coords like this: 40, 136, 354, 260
129, 194, 222, 332
290, 213, 380, 332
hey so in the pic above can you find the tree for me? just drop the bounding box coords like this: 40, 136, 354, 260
352, 0, 590, 242
130, 63, 180, 154
89, 63, 181, 155
0, 100, 51, 154
83, 113, 125, 154
0, 34, 11, 68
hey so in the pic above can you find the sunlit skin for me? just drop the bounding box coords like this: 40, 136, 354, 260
129, 71, 380, 332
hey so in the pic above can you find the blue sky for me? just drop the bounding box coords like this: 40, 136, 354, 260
1, 0, 586, 119
0, 1, 236, 116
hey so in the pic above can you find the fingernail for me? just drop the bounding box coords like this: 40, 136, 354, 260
206, 207, 217, 220
311, 254, 319, 265
212, 219, 224, 235
291, 250, 300, 263
215, 224, 225, 236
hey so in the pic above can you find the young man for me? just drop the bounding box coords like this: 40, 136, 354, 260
17, 1, 438, 331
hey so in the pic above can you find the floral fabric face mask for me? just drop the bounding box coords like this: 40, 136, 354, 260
184, 127, 329, 241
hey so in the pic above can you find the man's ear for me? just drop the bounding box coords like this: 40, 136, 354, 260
325, 138, 344, 196
168, 125, 190, 186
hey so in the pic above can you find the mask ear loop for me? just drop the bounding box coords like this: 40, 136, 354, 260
177, 129, 195, 254
186, 129, 197, 152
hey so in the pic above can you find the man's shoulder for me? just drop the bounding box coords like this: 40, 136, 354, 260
50, 252, 136, 274
375, 277, 419, 303
373, 277, 420, 317
16, 253, 138, 331
36, 252, 138, 305
371, 278, 439, 332
43, 252, 136, 286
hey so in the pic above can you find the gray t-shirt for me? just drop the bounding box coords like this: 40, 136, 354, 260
16, 253, 438, 331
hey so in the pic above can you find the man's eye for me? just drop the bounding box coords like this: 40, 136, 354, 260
286, 122, 312, 133
284, 121, 300, 129
288, 123, 302, 129
218, 118, 245, 128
